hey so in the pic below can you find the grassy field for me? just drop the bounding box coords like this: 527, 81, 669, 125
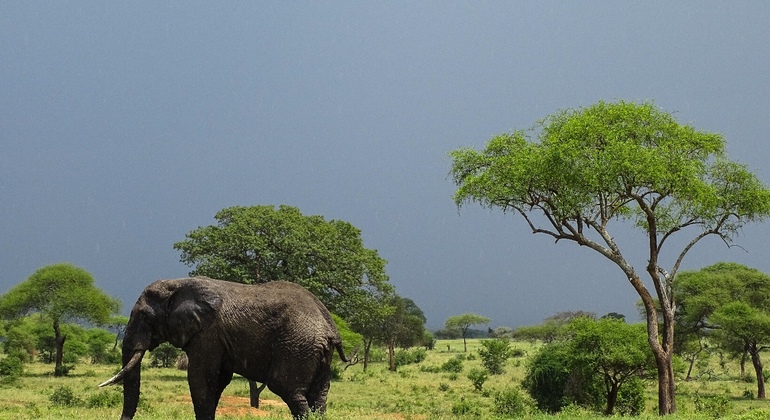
1, 339, 770, 419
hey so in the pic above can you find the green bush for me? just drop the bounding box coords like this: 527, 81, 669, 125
493, 387, 528, 417
522, 340, 573, 413
451, 396, 480, 416
49, 386, 83, 407
466, 368, 488, 391
478, 339, 512, 375
0, 355, 24, 385
440, 355, 464, 373
615, 376, 645, 416
394, 348, 427, 367
694, 391, 733, 419
86, 389, 123, 408
150, 342, 182, 368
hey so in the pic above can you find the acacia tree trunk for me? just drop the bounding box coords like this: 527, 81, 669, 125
249, 381, 267, 408
53, 320, 67, 376
363, 338, 372, 371
605, 380, 619, 415
387, 341, 396, 371
749, 344, 766, 399
632, 272, 677, 415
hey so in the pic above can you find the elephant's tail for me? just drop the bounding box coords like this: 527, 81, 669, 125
335, 342, 350, 363
334, 341, 358, 364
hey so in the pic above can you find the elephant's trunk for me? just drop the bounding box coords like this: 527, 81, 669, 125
100, 316, 152, 420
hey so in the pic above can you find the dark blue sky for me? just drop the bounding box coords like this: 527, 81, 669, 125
2, 2, 770, 329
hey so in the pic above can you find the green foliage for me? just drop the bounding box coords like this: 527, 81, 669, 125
676, 263, 770, 395
85, 388, 123, 408
450, 396, 480, 416
477, 338, 512, 375
0, 355, 24, 385
522, 340, 572, 413
332, 313, 364, 357
445, 313, 491, 352
173, 204, 392, 318
0, 263, 119, 325
49, 385, 83, 407
440, 355, 464, 373
694, 391, 733, 418
85, 328, 120, 364
493, 387, 529, 417
394, 348, 426, 368
523, 318, 651, 415
466, 368, 487, 391
0, 264, 120, 376
615, 376, 646, 416
150, 343, 182, 368
450, 100, 770, 413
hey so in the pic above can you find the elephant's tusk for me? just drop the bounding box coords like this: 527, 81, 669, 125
98, 350, 145, 387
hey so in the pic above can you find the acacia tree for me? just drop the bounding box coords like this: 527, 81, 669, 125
174, 204, 392, 319
450, 100, 770, 414
445, 313, 491, 352
569, 317, 653, 415
676, 262, 770, 398
0, 263, 119, 376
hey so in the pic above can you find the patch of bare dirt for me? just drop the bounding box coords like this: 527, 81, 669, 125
177, 395, 287, 417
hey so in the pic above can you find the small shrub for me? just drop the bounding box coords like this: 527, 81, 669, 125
494, 387, 528, 417
49, 386, 83, 407
394, 348, 427, 368
420, 365, 441, 373
86, 389, 122, 408
451, 396, 480, 416
466, 368, 488, 391
478, 339, 512, 375
0, 355, 24, 385
54, 363, 73, 376
510, 348, 526, 358
743, 389, 755, 399
441, 356, 464, 373
438, 382, 450, 392
447, 372, 459, 381
150, 342, 182, 368
694, 391, 732, 419
615, 376, 645, 416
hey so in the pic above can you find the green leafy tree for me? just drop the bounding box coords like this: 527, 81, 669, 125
0, 264, 120, 376
523, 318, 651, 415
568, 317, 654, 415
379, 295, 427, 371
174, 205, 392, 319
86, 328, 119, 364
346, 289, 394, 371
676, 262, 770, 399
445, 313, 491, 352
450, 100, 770, 414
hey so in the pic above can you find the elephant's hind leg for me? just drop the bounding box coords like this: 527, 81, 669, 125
268, 384, 310, 419
306, 362, 332, 413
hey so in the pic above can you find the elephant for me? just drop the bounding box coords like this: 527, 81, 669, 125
99, 277, 348, 419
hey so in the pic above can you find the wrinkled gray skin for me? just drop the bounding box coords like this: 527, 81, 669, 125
100, 277, 347, 420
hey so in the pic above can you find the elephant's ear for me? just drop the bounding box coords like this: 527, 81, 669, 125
166, 280, 223, 348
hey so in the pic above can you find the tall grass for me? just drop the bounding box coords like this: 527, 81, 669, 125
0, 339, 768, 419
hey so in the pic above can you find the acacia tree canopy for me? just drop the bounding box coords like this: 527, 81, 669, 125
0, 263, 120, 376
445, 313, 491, 352
173, 204, 392, 318
676, 262, 770, 398
450, 100, 770, 414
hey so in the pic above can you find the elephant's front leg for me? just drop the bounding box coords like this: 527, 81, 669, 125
186, 351, 232, 420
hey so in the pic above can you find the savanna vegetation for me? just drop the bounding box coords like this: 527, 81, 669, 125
3, 100, 770, 419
